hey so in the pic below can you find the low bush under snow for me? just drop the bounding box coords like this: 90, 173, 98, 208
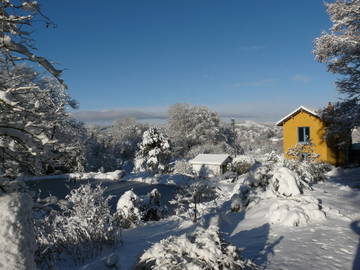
135, 226, 260, 270
231, 154, 330, 227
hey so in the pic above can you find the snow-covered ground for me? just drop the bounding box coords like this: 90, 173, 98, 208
26, 167, 360, 270
221, 168, 360, 270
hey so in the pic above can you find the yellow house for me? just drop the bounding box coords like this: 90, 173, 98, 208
276, 106, 345, 165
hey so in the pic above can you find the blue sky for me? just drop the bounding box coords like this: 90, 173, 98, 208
33, 0, 339, 122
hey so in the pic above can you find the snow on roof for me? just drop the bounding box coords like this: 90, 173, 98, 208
276, 106, 319, 126
190, 154, 231, 166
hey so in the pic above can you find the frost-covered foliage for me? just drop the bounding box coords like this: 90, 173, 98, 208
231, 156, 256, 175
135, 226, 260, 270
168, 104, 222, 153
116, 188, 164, 228
245, 154, 330, 193
134, 127, 171, 173
314, 0, 360, 98
314, 0, 360, 154
235, 121, 282, 155
0, 0, 64, 82
84, 119, 147, 173
173, 159, 194, 175
170, 181, 217, 222
168, 104, 239, 158
34, 184, 120, 266
0, 1, 81, 178
84, 125, 121, 172
0, 65, 83, 177
111, 117, 148, 160
286, 142, 319, 162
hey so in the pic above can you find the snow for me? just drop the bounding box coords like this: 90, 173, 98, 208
0, 193, 36, 270
271, 167, 301, 197
22, 170, 124, 182
190, 154, 230, 165
22, 165, 360, 270
222, 168, 360, 270
276, 106, 319, 126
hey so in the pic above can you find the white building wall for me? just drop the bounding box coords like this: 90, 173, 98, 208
192, 164, 221, 176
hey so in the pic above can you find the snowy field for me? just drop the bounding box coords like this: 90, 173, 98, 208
24, 167, 360, 270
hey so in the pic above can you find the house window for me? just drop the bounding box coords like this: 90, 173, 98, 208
298, 127, 310, 143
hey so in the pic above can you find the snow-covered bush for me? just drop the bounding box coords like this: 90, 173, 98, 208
116, 190, 142, 228
279, 156, 331, 187
134, 127, 171, 173
170, 181, 217, 222
34, 184, 120, 266
135, 226, 259, 270
232, 160, 254, 175
173, 159, 193, 175
116, 188, 165, 228
230, 194, 243, 212
286, 142, 319, 162
233, 154, 330, 226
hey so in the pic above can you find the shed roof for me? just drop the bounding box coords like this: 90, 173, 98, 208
189, 154, 231, 166
276, 106, 319, 126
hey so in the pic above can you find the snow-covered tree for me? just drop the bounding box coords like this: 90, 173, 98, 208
319, 100, 357, 159
0, 65, 82, 177
0, 1, 80, 177
0, 0, 64, 83
84, 125, 120, 172
111, 117, 147, 160
314, 0, 360, 97
134, 127, 171, 173
314, 1, 360, 156
168, 104, 225, 157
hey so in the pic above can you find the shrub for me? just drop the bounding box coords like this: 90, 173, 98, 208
173, 159, 193, 175
286, 142, 319, 162
135, 226, 260, 270
34, 184, 121, 266
232, 160, 253, 175
115, 188, 165, 228
170, 181, 217, 222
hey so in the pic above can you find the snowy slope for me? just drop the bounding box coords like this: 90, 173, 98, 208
220, 168, 360, 270
29, 168, 360, 270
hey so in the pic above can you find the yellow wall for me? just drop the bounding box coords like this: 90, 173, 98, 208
282, 110, 343, 165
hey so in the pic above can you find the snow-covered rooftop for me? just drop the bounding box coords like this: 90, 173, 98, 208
189, 154, 231, 165
276, 106, 319, 126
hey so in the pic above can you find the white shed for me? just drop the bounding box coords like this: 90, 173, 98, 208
189, 154, 232, 177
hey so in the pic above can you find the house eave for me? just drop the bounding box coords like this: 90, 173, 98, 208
276, 106, 319, 126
